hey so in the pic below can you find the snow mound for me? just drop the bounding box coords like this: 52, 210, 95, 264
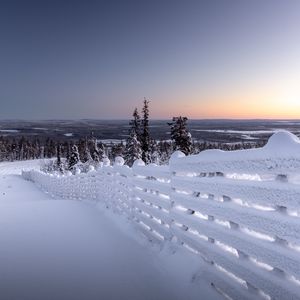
264, 130, 300, 154
133, 159, 145, 167
114, 156, 125, 166
169, 131, 300, 175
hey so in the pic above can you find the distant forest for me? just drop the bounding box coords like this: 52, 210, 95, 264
0, 100, 265, 168
0, 134, 264, 162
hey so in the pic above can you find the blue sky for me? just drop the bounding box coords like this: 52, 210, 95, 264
1, 0, 300, 119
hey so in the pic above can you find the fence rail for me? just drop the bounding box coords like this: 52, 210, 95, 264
22, 131, 300, 300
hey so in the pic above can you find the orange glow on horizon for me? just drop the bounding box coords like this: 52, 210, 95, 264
152, 85, 300, 119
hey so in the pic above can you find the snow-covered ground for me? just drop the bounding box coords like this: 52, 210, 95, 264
0, 161, 220, 300
0, 159, 42, 175
20, 131, 300, 300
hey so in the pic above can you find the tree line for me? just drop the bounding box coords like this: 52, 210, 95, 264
0, 99, 265, 173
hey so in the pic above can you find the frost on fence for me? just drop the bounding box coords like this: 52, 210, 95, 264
169, 131, 300, 300
22, 132, 300, 300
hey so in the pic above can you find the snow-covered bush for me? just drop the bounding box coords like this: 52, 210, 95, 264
103, 157, 110, 166
114, 156, 124, 166
39, 159, 64, 174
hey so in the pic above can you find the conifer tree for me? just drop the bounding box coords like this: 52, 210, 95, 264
98, 142, 106, 160
91, 139, 100, 163
111, 142, 124, 159
124, 108, 142, 166
169, 116, 192, 155
131, 108, 141, 137
65, 142, 71, 168
81, 138, 92, 164
149, 138, 160, 164
141, 98, 151, 163
55, 143, 64, 173
68, 144, 80, 171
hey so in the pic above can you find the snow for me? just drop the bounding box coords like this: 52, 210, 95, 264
241, 134, 257, 140
264, 130, 300, 153
22, 131, 300, 300
0, 129, 19, 133
0, 159, 42, 175
170, 130, 300, 174
0, 161, 220, 300
99, 139, 125, 144
114, 156, 125, 166
192, 129, 277, 134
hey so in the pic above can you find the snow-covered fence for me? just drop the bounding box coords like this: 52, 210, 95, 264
22, 131, 300, 300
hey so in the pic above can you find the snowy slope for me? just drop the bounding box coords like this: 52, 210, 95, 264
0, 159, 42, 175
0, 161, 221, 300
23, 131, 300, 300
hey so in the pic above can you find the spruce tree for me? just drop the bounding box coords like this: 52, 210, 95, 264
91, 139, 100, 163
124, 108, 142, 166
111, 142, 124, 159
169, 116, 192, 155
98, 142, 106, 160
68, 144, 80, 171
131, 108, 141, 137
55, 143, 64, 173
149, 138, 160, 164
82, 138, 92, 164
65, 142, 71, 167
78, 138, 86, 162
141, 98, 151, 164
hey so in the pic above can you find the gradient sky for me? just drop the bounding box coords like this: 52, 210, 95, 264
1, 0, 300, 119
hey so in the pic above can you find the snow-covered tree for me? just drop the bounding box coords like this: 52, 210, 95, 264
131, 108, 141, 137
149, 139, 160, 165
111, 142, 124, 159
81, 139, 92, 164
169, 116, 192, 155
90, 139, 106, 164
90, 139, 100, 163
124, 108, 142, 166
67, 145, 80, 171
141, 98, 151, 164
156, 140, 172, 164
55, 144, 64, 173
124, 131, 142, 166
98, 142, 106, 160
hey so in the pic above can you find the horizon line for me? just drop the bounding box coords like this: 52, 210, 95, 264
0, 118, 300, 122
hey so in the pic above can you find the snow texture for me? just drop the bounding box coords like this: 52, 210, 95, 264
1, 161, 220, 300
23, 131, 300, 300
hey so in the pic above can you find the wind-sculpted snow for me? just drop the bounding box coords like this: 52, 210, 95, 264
170, 130, 300, 175
23, 131, 300, 300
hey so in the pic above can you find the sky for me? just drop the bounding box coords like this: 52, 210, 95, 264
0, 0, 300, 120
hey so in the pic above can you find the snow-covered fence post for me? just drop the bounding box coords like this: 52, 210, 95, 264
168, 150, 186, 248
111, 156, 132, 216
130, 159, 173, 244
